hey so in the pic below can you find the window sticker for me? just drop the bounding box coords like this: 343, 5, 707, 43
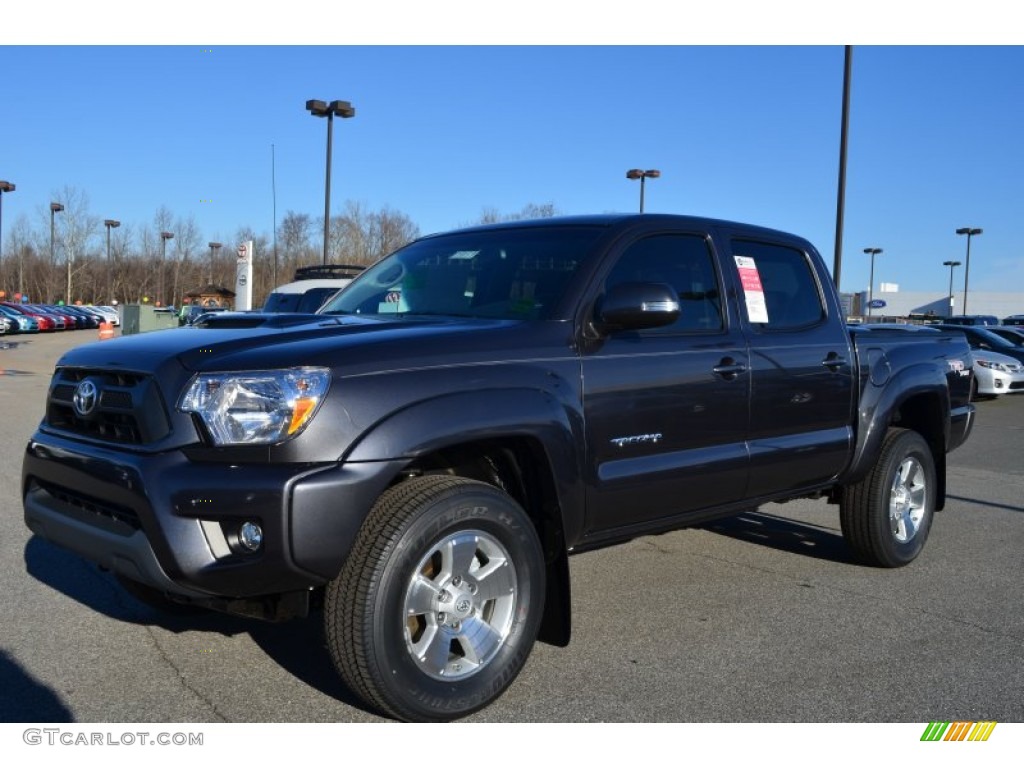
734, 255, 769, 323
378, 290, 407, 313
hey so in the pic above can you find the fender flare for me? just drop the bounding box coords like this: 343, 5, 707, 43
843, 362, 950, 489
345, 387, 583, 647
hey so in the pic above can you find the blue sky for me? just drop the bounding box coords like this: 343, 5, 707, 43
2, 29, 1021, 297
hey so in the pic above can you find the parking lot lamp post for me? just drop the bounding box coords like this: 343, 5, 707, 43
306, 99, 356, 265
863, 247, 883, 316
208, 242, 222, 285
104, 219, 120, 303
942, 260, 961, 318
0, 181, 14, 279
50, 202, 64, 303
625, 169, 660, 213
955, 227, 982, 315
160, 231, 174, 306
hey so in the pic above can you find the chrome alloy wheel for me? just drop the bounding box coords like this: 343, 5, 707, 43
889, 456, 927, 543
403, 529, 517, 681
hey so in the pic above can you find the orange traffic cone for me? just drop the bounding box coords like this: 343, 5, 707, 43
98, 321, 114, 340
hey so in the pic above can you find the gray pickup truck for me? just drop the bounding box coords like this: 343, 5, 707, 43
23, 214, 974, 721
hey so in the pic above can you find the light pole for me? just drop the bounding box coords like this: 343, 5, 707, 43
955, 227, 982, 316
50, 202, 64, 304
160, 231, 174, 306
0, 181, 14, 282
104, 219, 120, 304
863, 247, 883, 317
942, 260, 961, 318
626, 169, 660, 213
306, 99, 355, 264
208, 241, 222, 285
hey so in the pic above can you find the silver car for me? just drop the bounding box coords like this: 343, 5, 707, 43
972, 348, 1024, 399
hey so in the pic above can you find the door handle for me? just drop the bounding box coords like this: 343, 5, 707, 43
822, 354, 847, 370
713, 359, 748, 380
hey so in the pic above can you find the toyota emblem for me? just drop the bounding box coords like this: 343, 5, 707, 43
73, 380, 99, 417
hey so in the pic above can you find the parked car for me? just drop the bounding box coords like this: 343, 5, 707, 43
0, 304, 39, 333
943, 315, 1001, 326
62, 306, 101, 330
181, 305, 230, 325
2, 303, 55, 332
92, 306, 121, 326
970, 348, 1024, 398
935, 324, 1024, 365
1002, 315, 1024, 326
986, 326, 1024, 346
262, 264, 365, 314
41, 305, 79, 330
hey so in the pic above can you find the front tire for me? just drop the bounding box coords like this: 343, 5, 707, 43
840, 428, 936, 567
324, 476, 545, 721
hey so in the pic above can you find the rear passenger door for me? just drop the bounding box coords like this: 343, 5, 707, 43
581, 230, 750, 535
722, 234, 855, 498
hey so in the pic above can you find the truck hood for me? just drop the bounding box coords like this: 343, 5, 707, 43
55, 312, 537, 375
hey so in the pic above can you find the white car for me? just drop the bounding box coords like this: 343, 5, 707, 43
92, 305, 121, 327
262, 264, 364, 314
972, 348, 1024, 399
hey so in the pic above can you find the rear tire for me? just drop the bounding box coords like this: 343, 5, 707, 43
324, 475, 545, 721
840, 428, 936, 568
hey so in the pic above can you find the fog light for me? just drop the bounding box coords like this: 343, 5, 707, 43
239, 522, 263, 552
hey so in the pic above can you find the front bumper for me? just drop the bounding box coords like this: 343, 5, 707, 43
23, 431, 404, 601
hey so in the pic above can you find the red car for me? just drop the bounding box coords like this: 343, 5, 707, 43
1, 303, 56, 332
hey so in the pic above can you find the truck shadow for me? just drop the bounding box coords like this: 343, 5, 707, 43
699, 510, 856, 564
0, 648, 75, 722
945, 494, 1024, 514
23, 536, 375, 716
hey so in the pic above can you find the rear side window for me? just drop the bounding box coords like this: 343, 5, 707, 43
603, 234, 723, 333
731, 239, 824, 330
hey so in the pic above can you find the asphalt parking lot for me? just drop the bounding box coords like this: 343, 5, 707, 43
1, 330, 1022, 723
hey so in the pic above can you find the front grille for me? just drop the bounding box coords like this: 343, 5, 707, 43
1010, 381, 1024, 391
31, 479, 141, 535
46, 368, 171, 445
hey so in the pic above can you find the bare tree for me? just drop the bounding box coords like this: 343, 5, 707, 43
2, 214, 36, 299
170, 214, 202, 307
367, 207, 419, 263
475, 202, 559, 225
279, 210, 315, 280
52, 186, 100, 304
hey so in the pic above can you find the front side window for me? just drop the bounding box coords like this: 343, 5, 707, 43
603, 233, 723, 333
320, 226, 605, 321
731, 239, 824, 330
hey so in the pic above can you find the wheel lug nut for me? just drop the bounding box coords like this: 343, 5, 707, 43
452, 576, 463, 587
438, 590, 451, 602
437, 612, 446, 623
451, 621, 461, 631
468, 583, 477, 594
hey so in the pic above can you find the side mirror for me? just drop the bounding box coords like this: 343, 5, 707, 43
595, 282, 680, 333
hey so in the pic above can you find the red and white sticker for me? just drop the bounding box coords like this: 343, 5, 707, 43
734, 255, 769, 323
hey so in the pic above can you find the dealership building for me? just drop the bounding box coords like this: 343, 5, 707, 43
841, 289, 1023, 322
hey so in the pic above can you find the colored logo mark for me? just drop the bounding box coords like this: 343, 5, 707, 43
921, 721, 997, 742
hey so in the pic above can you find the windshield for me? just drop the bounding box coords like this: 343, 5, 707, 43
264, 286, 343, 313
319, 226, 604, 320
975, 328, 1016, 348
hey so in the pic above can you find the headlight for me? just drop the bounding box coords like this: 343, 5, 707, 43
975, 360, 1010, 373
180, 367, 331, 446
